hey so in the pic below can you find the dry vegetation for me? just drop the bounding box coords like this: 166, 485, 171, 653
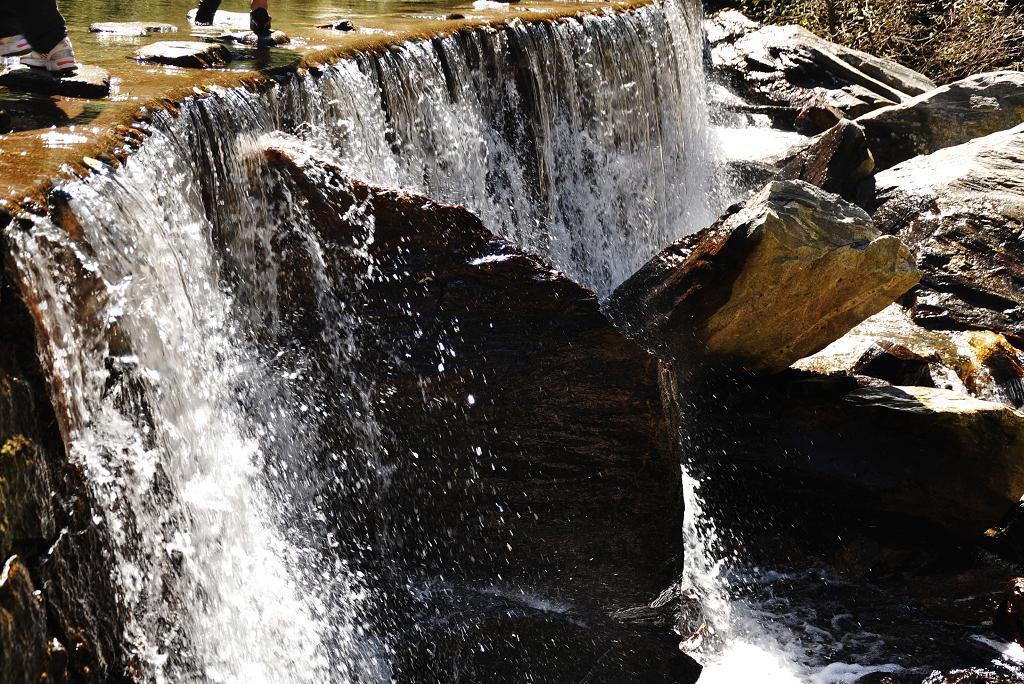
716, 0, 1024, 83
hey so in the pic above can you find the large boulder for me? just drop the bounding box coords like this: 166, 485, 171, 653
858, 71, 1024, 171
264, 140, 683, 611
707, 11, 935, 123
607, 180, 919, 375
870, 123, 1024, 346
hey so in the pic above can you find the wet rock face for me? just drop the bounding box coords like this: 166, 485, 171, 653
706, 11, 935, 123
264, 144, 683, 612
133, 41, 232, 68
775, 119, 875, 203
994, 577, 1024, 645
607, 180, 919, 375
858, 71, 1024, 171
0, 556, 48, 684
871, 124, 1024, 347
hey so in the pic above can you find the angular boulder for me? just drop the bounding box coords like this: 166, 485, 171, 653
133, 41, 231, 68
870, 123, 1024, 346
264, 140, 683, 611
858, 71, 1024, 171
776, 119, 875, 203
607, 180, 920, 375
707, 11, 935, 122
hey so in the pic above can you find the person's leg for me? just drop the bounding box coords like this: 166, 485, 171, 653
249, 0, 272, 43
0, 2, 30, 56
194, 0, 222, 25
19, 0, 66, 54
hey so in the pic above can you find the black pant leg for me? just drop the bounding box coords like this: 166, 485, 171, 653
0, 1, 25, 40
20, 0, 66, 54
195, 0, 223, 23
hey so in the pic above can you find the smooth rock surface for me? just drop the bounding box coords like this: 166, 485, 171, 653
0, 64, 110, 99
858, 70, 1024, 170
707, 11, 935, 122
265, 141, 683, 610
608, 180, 920, 374
776, 119, 875, 202
871, 123, 1024, 346
89, 21, 178, 35
133, 41, 231, 68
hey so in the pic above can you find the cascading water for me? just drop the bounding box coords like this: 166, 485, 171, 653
3, 2, 733, 681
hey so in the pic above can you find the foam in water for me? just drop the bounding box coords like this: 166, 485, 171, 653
5, 3, 720, 680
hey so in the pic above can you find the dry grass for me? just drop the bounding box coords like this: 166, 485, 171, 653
718, 0, 1024, 84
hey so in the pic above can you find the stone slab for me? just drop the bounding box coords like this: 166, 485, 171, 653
0, 64, 110, 99
133, 41, 232, 69
212, 30, 290, 47
89, 21, 179, 36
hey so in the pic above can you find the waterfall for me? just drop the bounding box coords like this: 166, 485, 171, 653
4, 1, 720, 680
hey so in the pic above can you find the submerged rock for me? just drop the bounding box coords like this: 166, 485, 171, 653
0, 64, 110, 99
607, 180, 919, 375
858, 71, 1024, 171
133, 41, 232, 68
264, 141, 683, 611
776, 119, 875, 203
871, 123, 1024, 346
706, 11, 935, 123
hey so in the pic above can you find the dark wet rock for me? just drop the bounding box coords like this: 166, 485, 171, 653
133, 41, 232, 68
795, 93, 845, 134
691, 372, 1024, 541
0, 65, 110, 99
0, 109, 10, 133
0, 556, 48, 684
870, 123, 1024, 347
40, 526, 126, 681
391, 584, 701, 684
852, 340, 937, 387
446, 13, 466, 20
858, 71, 1024, 171
89, 21, 178, 35
317, 19, 355, 31
993, 577, 1024, 645
706, 11, 935, 123
607, 180, 919, 375
264, 142, 683, 610
776, 119, 875, 203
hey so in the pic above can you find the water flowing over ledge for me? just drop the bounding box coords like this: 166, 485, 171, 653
3, 2, 717, 681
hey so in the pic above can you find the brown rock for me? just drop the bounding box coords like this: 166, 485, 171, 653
0, 556, 48, 684
264, 141, 683, 609
133, 41, 231, 68
795, 94, 844, 134
994, 577, 1024, 645
0, 65, 110, 99
607, 180, 920, 375
776, 119, 875, 203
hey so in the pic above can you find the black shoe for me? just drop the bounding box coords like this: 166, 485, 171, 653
194, 0, 220, 25
250, 7, 274, 45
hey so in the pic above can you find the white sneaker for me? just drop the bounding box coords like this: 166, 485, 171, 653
21, 37, 78, 73
0, 34, 31, 57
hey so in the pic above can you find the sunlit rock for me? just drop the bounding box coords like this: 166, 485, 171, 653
870, 123, 1024, 346
776, 119, 875, 203
607, 180, 920, 375
796, 305, 1024, 408
264, 141, 684, 612
858, 70, 1024, 170
89, 21, 178, 36
133, 41, 232, 68
706, 11, 935, 122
